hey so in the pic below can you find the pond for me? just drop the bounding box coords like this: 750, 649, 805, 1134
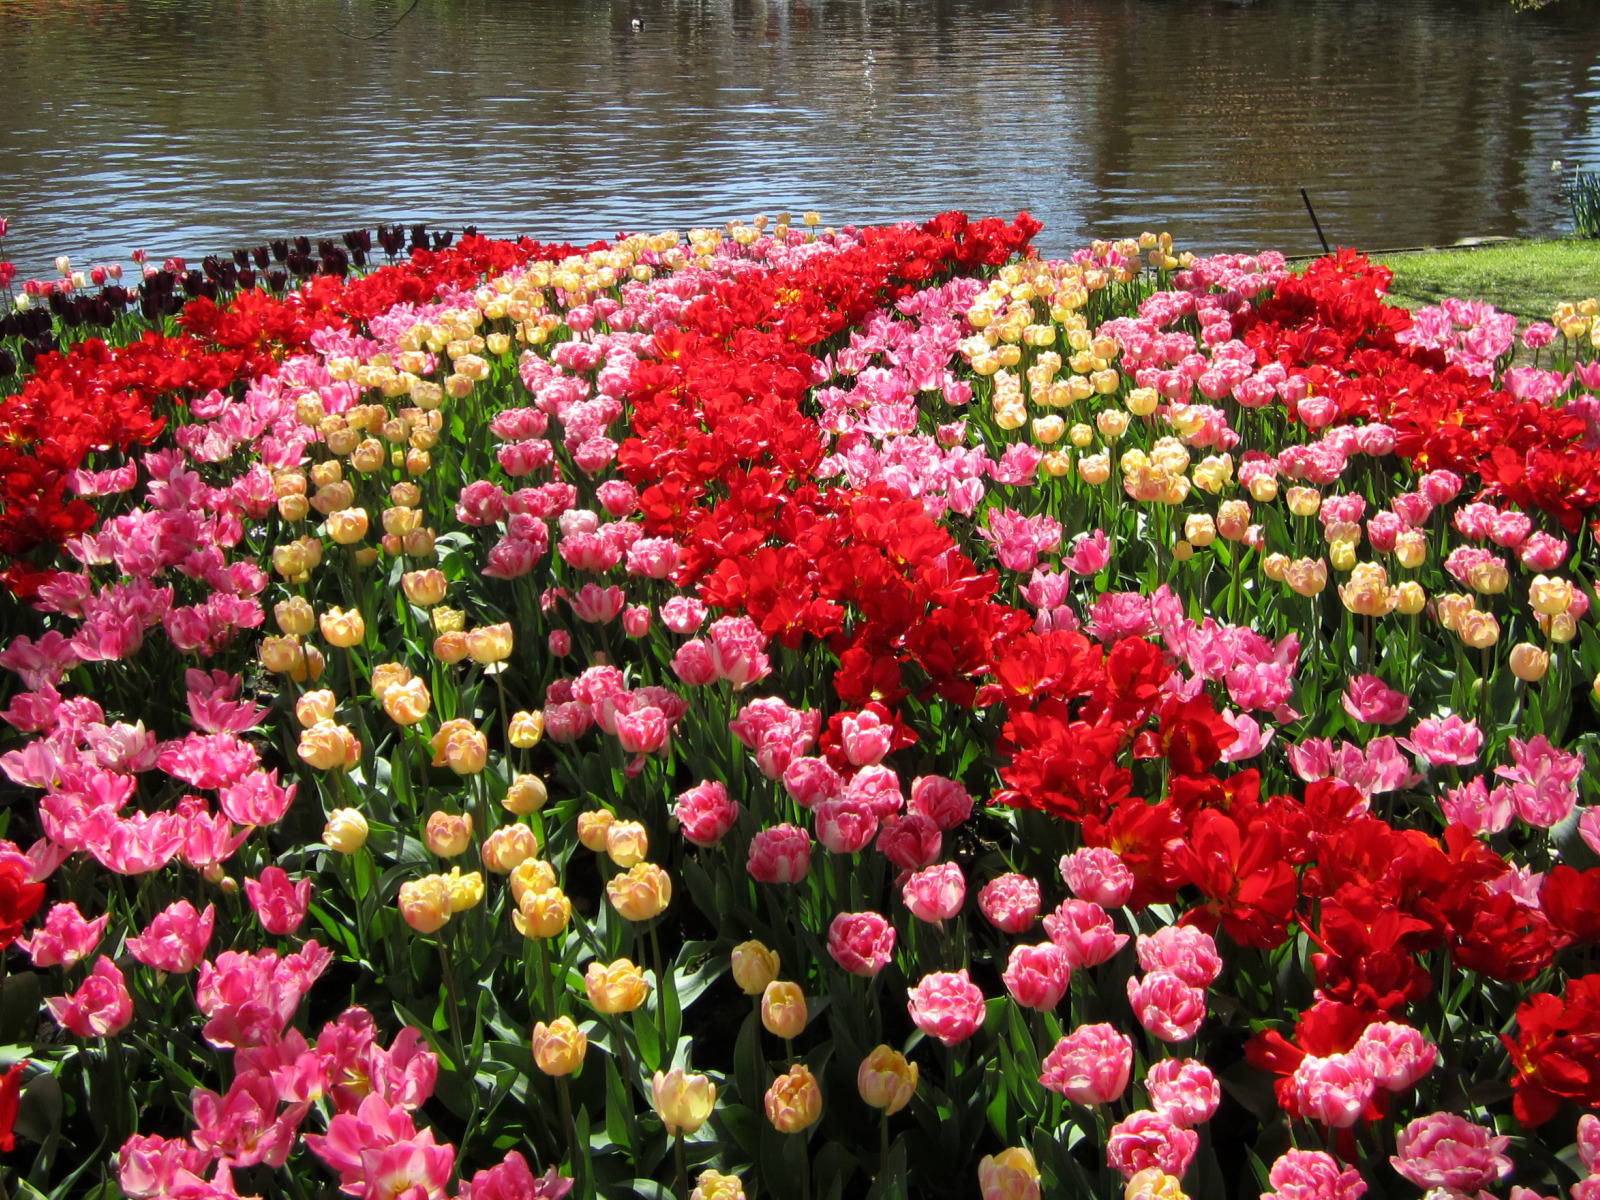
1, 0, 1599, 275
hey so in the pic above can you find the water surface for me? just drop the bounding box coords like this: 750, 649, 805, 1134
1, 0, 1598, 274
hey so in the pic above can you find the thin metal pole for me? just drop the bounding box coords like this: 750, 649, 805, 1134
1300, 188, 1331, 255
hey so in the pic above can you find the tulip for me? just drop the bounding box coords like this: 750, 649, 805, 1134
857, 1045, 917, 1115
607, 863, 671, 922
401, 568, 448, 607
1509, 642, 1550, 681
731, 941, 781, 995
382, 678, 431, 725
295, 689, 337, 728
319, 606, 366, 648
508, 711, 545, 748
652, 1068, 716, 1136
298, 721, 360, 771
691, 1171, 746, 1200
323, 808, 369, 854
482, 825, 539, 873
504, 774, 549, 815
424, 811, 472, 858
514, 888, 572, 939
761, 981, 807, 1039
509, 859, 558, 906
605, 820, 649, 868
577, 809, 615, 851
466, 622, 513, 664
585, 959, 650, 1014
765, 1064, 822, 1133
531, 1016, 587, 1076
978, 1148, 1041, 1200
399, 875, 452, 934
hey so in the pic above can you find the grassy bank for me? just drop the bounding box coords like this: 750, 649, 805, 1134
1373, 237, 1600, 322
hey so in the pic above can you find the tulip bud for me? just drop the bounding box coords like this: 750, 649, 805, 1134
732, 941, 781, 995
443, 868, 484, 912
323, 808, 369, 854
319, 606, 366, 648
765, 1064, 822, 1134
424, 810, 472, 858
509, 858, 558, 906
1530, 575, 1574, 615
327, 508, 369, 545
531, 1016, 587, 1076
652, 1069, 717, 1137
402, 569, 448, 607
1329, 539, 1357, 572
585, 959, 651, 1014
483, 824, 539, 873
858, 1045, 918, 1115
398, 875, 452, 933
274, 596, 315, 636
504, 773, 549, 816
577, 810, 616, 852
466, 622, 514, 665
1183, 514, 1216, 548
1286, 486, 1322, 517
761, 981, 808, 1039
1247, 474, 1279, 503
1393, 529, 1427, 569
1396, 581, 1427, 615
1262, 552, 1289, 581
607, 863, 672, 922
1509, 642, 1550, 682
514, 887, 573, 939
509, 710, 545, 748
1126, 388, 1159, 417
1457, 609, 1501, 649
1286, 558, 1329, 597
605, 820, 650, 868
295, 689, 337, 728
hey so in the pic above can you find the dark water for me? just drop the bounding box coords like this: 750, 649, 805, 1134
2, 0, 1599, 276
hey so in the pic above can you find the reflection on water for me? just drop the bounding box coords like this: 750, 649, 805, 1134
1, 0, 1598, 274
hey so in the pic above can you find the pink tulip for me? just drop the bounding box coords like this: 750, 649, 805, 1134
673, 781, 740, 848
906, 969, 986, 1046
1039, 1024, 1132, 1105
746, 824, 811, 884
191, 1072, 308, 1168
1060, 846, 1134, 908
907, 775, 973, 830
781, 757, 842, 808
1353, 1021, 1437, 1092
459, 1150, 571, 1200
876, 814, 942, 871
902, 862, 965, 923
128, 899, 215, 973
1578, 1114, 1600, 1173
19, 901, 107, 970
118, 1133, 211, 1199
1340, 674, 1409, 725
671, 639, 717, 685
1044, 899, 1128, 968
46, 957, 133, 1037
245, 867, 312, 935
1145, 1059, 1220, 1128
814, 798, 879, 855
1127, 971, 1207, 1042
1390, 1112, 1512, 1192
977, 873, 1041, 934
1262, 1150, 1367, 1200
1105, 1110, 1199, 1182
1135, 925, 1223, 989
839, 708, 895, 767
195, 942, 332, 1049
1001, 942, 1072, 1011
1292, 1053, 1375, 1129
615, 706, 668, 755
827, 911, 896, 978
659, 596, 707, 634
1400, 715, 1483, 767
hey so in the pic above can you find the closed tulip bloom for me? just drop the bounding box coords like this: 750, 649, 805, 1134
1286, 486, 1321, 517
482, 825, 539, 873
857, 1045, 918, 1115
1529, 574, 1574, 615
731, 941, 781, 995
1456, 609, 1500, 649
605, 820, 650, 868
514, 887, 572, 939
1124, 1169, 1186, 1200
977, 874, 1041, 933
444, 868, 484, 912
902, 861, 965, 923
402, 568, 448, 607
1509, 642, 1550, 681
504, 773, 549, 815
424, 811, 472, 858
323, 808, 369, 854
1040, 1023, 1133, 1105
399, 875, 452, 933
585, 959, 650, 1014
274, 596, 315, 636
1396, 580, 1427, 615
319, 606, 366, 648
466, 622, 513, 664
295, 689, 337, 728
381, 678, 431, 725
761, 981, 807, 1039
1340, 563, 1399, 616
978, 1148, 1041, 1200
508, 710, 545, 748
531, 1016, 587, 1076
652, 1069, 716, 1136
577, 809, 616, 851
369, 661, 412, 701
508, 858, 558, 905
691, 1171, 746, 1200
765, 1064, 822, 1133
1145, 1058, 1221, 1128
607, 863, 671, 921
327, 507, 369, 545
1285, 558, 1328, 597
1002, 942, 1073, 1011
1127, 971, 1207, 1042
907, 969, 986, 1046
298, 721, 360, 771
46, 957, 134, 1038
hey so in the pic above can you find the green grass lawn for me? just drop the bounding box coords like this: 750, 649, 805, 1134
1373, 238, 1600, 323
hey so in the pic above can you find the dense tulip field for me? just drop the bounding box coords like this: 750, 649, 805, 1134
1, 209, 1599, 1200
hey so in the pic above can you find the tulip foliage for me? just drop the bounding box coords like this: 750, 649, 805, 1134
2, 210, 1600, 1200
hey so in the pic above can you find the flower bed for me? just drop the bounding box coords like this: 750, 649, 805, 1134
0, 210, 1599, 1200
